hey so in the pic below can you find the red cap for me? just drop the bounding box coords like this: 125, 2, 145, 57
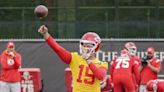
147, 47, 155, 54
7, 42, 15, 48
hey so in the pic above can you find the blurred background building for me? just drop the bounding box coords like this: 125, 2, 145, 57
0, 0, 164, 39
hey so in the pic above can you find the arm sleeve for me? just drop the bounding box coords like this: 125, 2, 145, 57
155, 59, 161, 69
133, 64, 140, 84
0, 54, 9, 69
46, 35, 72, 64
14, 54, 21, 68
88, 62, 107, 80
110, 58, 116, 82
110, 65, 114, 82
136, 56, 142, 66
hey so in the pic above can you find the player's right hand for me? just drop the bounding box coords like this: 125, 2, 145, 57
38, 25, 48, 35
8, 52, 15, 58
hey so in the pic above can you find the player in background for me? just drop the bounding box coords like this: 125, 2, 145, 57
38, 25, 108, 92
146, 79, 164, 92
140, 47, 161, 92
124, 42, 142, 92
110, 49, 140, 92
0, 42, 22, 92
124, 42, 141, 70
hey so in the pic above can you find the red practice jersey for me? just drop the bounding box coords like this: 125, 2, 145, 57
110, 54, 140, 92
0, 50, 21, 82
140, 57, 161, 84
131, 55, 141, 91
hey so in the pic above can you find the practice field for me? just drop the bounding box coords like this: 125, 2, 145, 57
0, 39, 164, 92
0, 0, 164, 92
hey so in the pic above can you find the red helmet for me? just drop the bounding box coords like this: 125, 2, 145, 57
79, 32, 101, 59
146, 80, 157, 91
124, 42, 137, 56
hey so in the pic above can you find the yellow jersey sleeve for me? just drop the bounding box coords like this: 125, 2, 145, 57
100, 61, 108, 69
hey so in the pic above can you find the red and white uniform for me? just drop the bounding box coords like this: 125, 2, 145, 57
124, 42, 141, 92
131, 55, 141, 91
110, 53, 140, 92
140, 58, 161, 85
0, 50, 21, 82
146, 79, 164, 92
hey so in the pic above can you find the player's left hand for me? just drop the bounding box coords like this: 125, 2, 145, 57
100, 80, 107, 89
86, 58, 91, 64
85, 56, 92, 64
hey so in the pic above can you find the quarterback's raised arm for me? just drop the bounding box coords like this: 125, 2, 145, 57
38, 25, 72, 64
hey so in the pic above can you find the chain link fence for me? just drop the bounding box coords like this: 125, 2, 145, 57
0, 0, 164, 39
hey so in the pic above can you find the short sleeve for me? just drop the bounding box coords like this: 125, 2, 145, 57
69, 52, 78, 68
155, 59, 161, 69
100, 61, 108, 69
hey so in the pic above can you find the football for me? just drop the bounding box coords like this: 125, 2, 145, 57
34, 5, 48, 18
